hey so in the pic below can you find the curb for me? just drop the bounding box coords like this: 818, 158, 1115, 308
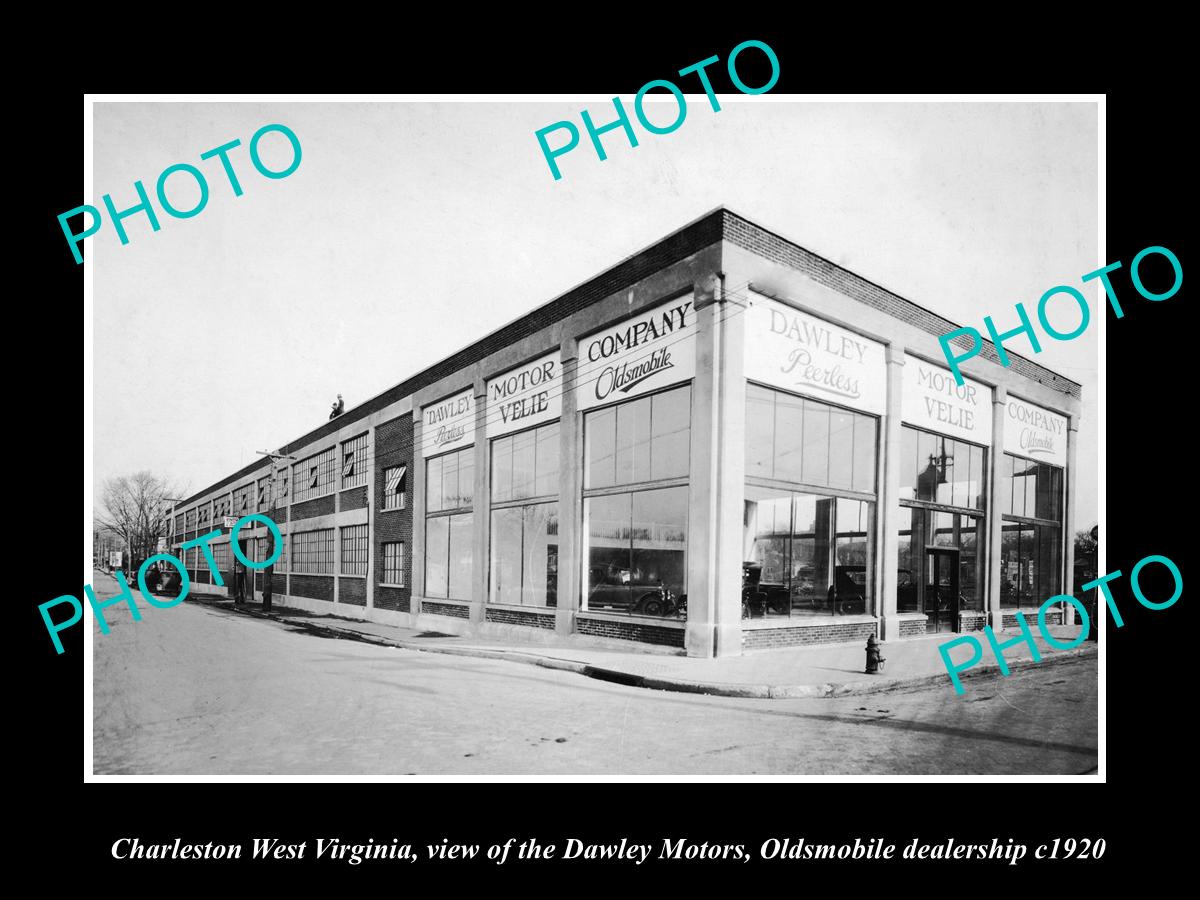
188, 596, 1098, 700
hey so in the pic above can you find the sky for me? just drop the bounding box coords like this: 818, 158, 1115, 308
91, 99, 1098, 527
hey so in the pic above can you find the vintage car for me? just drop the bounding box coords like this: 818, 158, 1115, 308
585, 564, 677, 616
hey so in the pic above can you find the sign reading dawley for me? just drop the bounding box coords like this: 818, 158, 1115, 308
421, 387, 475, 457
746, 293, 887, 415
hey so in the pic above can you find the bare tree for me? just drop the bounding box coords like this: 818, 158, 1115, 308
98, 472, 184, 567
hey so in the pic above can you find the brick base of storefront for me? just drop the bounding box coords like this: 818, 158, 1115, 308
421, 600, 469, 619
1004, 610, 1063, 628
485, 607, 556, 630
575, 614, 686, 648
742, 618, 878, 649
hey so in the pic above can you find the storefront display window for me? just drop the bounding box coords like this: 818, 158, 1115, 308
582, 385, 690, 617
744, 385, 878, 619
999, 453, 1063, 608
896, 424, 988, 630
425, 445, 474, 600
490, 421, 560, 607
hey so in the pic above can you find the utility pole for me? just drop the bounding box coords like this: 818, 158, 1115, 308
256, 449, 295, 613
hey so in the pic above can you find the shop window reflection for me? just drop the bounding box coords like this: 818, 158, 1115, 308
743, 486, 873, 619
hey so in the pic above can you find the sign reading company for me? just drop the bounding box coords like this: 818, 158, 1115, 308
421, 387, 476, 458
487, 351, 561, 438
746, 293, 887, 415
1004, 396, 1067, 466
575, 295, 696, 412
902, 355, 992, 445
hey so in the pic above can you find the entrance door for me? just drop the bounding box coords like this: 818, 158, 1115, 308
924, 548, 959, 633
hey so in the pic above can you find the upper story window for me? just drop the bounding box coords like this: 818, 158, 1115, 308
341, 433, 368, 489
383, 465, 407, 511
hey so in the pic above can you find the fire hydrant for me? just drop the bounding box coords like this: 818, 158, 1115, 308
865, 635, 886, 674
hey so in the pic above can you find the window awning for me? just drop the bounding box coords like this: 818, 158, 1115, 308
385, 465, 407, 493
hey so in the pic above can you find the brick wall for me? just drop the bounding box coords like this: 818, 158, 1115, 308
742, 620, 878, 649
1004, 610, 1063, 628
375, 415, 413, 610
900, 618, 927, 637
376, 586, 407, 612
959, 611, 988, 632
422, 601, 468, 619
291, 495, 335, 522
576, 616, 685, 648
291, 574, 334, 602
339, 577, 366, 607
485, 607, 555, 630
340, 487, 367, 511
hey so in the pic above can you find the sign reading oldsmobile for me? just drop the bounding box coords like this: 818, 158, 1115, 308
421, 387, 476, 457
575, 295, 696, 411
1003, 396, 1067, 466
487, 351, 561, 438
746, 293, 887, 415
902, 355, 992, 444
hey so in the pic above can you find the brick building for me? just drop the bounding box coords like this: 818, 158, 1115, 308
169, 208, 1081, 657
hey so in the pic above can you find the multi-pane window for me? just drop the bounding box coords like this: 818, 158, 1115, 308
492, 422, 559, 503
275, 471, 289, 504
212, 541, 231, 574
998, 453, 1064, 609
746, 383, 877, 493
582, 386, 691, 617
585, 388, 689, 490
425, 446, 475, 600
490, 422, 560, 608
745, 489, 876, 619
175, 514, 185, 534
257, 476, 272, 511
892, 424, 988, 628
291, 529, 334, 574
185, 509, 197, 532
197, 505, 210, 530
341, 433, 368, 489
234, 484, 254, 514
292, 447, 337, 503
382, 542, 406, 586
744, 385, 879, 621
341, 524, 368, 576
382, 465, 407, 511
425, 446, 475, 512
898, 425, 986, 510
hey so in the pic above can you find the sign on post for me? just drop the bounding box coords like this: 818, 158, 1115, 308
223, 516, 237, 529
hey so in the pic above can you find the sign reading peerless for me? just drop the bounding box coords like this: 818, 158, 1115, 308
575, 295, 696, 411
746, 293, 887, 415
421, 387, 476, 458
1003, 395, 1067, 466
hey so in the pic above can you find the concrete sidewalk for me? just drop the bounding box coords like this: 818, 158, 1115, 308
187, 594, 1097, 699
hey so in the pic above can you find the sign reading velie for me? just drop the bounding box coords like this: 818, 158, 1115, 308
487, 351, 561, 438
41, 514, 283, 655
902, 355, 992, 445
745, 293, 887, 415
574, 296, 696, 411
